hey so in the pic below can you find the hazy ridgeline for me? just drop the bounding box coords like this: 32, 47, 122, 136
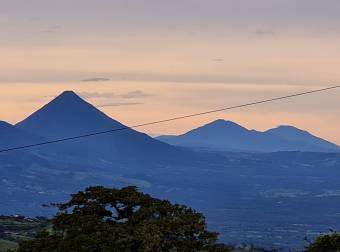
0, 91, 339, 250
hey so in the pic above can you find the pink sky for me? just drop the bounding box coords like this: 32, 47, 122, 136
0, 0, 339, 144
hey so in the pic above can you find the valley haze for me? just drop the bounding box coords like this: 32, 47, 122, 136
0, 91, 339, 250
1, 1, 340, 250
157, 119, 340, 153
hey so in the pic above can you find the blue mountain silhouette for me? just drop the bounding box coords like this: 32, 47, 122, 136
0, 121, 43, 150
16, 91, 184, 165
1, 91, 340, 249
157, 119, 340, 152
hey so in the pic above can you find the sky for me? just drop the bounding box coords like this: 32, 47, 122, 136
0, 0, 339, 144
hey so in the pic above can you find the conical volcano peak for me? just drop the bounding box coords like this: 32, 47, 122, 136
16, 89, 123, 139
15, 89, 176, 157
52, 90, 84, 104
35, 90, 94, 116
40, 90, 102, 115
59, 90, 79, 97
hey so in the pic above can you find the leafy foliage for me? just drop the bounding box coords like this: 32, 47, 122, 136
0, 216, 49, 252
305, 231, 340, 252
17, 186, 229, 252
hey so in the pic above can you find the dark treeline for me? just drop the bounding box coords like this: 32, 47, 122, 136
1, 186, 339, 252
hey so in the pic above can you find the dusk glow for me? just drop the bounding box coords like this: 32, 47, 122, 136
1, 0, 339, 143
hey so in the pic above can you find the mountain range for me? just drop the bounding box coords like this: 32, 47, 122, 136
1, 91, 338, 155
0, 91, 196, 214
0, 121, 43, 150
156, 119, 340, 152
1, 91, 340, 250
14, 91, 191, 166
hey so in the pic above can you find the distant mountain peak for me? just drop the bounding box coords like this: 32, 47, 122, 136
157, 119, 340, 152
266, 125, 309, 135
52, 90, 85, 104
15, 90, 179, 161
60, 90, 78, 96
16, 90, 117, 139
0, 120, 43, 149
0, 120, 12, 127
204, 119, 247, 130
210, 119, 235, 125
276, 125, 300, 130
34, 90, 99, 115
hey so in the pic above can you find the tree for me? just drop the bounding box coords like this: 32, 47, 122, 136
17, 186, 230, 252
305, 231, 340, 252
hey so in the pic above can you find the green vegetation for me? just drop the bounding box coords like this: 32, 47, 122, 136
0, 215, 49, 251
0, 239, 17, 251
305, 231, 340, 252
1, 186, 339, 251
16, 186, 230, 252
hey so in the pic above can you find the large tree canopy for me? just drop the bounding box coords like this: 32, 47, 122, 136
17, 186, 229, 252
305, 232, 340, 252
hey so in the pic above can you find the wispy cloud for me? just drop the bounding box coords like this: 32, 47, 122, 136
28, 17, 40, 22
78, 92, 116, 99
0, 67, 326, 86
213, 58, 224, 62
255, 30, 274, 36
41, 30, 57, 33
48, 25, 62, 29
120, 90, 153, 99
81, 77, 111, 82
40, 25, 62, 34
78, 91, 154, 100
97, 102, 144, 108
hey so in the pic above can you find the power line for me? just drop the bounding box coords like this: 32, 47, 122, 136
0, 85, 339, 154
